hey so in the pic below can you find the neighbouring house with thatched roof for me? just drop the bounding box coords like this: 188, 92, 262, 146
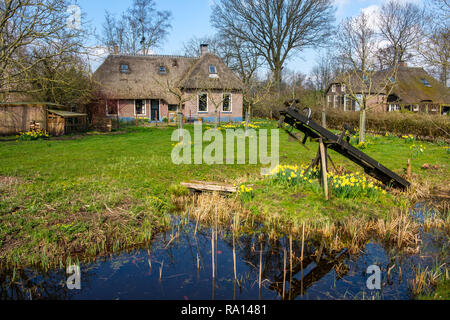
93, 44, 244, 122
325, 64, 450, 115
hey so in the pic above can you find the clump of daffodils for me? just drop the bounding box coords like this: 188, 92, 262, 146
409, 144, 426, 159
329, 171, 386, 199
18, 130, 49, 141
237, 184, 254, 203
268, 164, 387, 199
241, 121, 260, 129
217, 121, 260, 130
402, 134, 415, 143
269, 164, 320, 186
357, 141, 370, 149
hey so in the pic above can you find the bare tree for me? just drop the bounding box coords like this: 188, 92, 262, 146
183, 34, 261, 86
0, 0, 87, 100
377, 0, 426, 67
335, 13, 398, 143
154, 77, 198, 140
309, 51, 336, 92
242, 76, 274, 134
182, 35, 224, 57
211, 0, 335, 89
219, 34, 262, 87
101, 0, 172, 54
417, 0, 450, 86
27, 47, 93, 107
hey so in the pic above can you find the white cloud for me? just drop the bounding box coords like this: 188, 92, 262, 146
361, 5, 382, 31
86, 46, 109, 72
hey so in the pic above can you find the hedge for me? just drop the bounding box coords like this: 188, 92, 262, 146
311, 110, 449, 142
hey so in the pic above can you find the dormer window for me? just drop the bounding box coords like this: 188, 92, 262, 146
209, 65, 217, 74
389, 77, 395, 83
159, 66, 166, 75
421, 78, 431, 87
331, 84, 336, 92
120, 64, 129, 73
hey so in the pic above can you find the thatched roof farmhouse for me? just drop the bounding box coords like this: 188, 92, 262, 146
93, 44, 244, 122
326, 64, 450, 114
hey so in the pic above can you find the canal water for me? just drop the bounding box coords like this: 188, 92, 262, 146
1, 207, 448, 300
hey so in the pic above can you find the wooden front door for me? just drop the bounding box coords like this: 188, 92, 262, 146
151, 100, 159, 121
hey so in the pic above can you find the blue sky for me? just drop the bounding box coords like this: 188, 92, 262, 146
76, 0, 422, 74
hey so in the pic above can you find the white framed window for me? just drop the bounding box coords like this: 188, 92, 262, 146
222, 93, 232, 112
198, 93, 208, 112
134, 99, 146, 115
341, 84, 346, 92
332, 84, 336, 93
388, 104, 400, 112
421, 78, 432, 87
413, 105, 419, 112
159, 66, 166, 74
327, 95, 331, 103
333, 95, 338, 108
120, 64, 129, 73
209, 65, 217, 74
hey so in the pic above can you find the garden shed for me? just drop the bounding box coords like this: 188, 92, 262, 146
0, 102, 88, 136
0, 102, 56, 135
47, 109, 88, 136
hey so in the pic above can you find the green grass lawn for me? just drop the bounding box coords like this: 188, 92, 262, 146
0, 121, 448, 268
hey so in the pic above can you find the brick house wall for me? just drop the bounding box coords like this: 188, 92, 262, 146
326, 84, 386, 112
183, 90, 243, 122
106, 99, 170, 121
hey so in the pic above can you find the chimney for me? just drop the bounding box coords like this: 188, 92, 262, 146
399, 61, 407, 68
200, 44, 209, 56
113, 45, 119, 55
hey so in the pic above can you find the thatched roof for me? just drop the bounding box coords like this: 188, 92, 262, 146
180, 53, 243, 90
328, 66, 449, 105
388, 67, 449, 105
93, 52, 243, 104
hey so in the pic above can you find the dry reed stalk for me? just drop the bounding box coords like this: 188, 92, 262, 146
282, 248, 286, 300
301, 222, 305, 262
259, 241, 263, 291
289, 234, 293, 276
159, 260, 164, 280
211, 229, 215, 280
197, 253, 200, 271
233, 232, 237, 282
289, 234, 293, 300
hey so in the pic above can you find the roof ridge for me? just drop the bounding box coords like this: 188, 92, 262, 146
110, 54, 197, 59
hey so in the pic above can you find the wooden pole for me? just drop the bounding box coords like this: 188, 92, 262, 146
407, 159, 412, 180
319, 139, 329, 200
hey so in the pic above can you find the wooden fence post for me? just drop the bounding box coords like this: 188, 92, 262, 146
319, 139, 329, 200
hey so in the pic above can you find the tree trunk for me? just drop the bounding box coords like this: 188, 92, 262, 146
245, 110, 249, 136
273, 67, 282, 95
177, 105, 183, 142
322, 109, 326, 128
214, 109, 218, 129
359, 108, 366, 143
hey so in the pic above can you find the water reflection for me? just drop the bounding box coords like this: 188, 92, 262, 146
0, 214, 447, 300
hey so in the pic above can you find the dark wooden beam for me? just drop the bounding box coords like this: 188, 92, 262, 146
280, 107, 410, 190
